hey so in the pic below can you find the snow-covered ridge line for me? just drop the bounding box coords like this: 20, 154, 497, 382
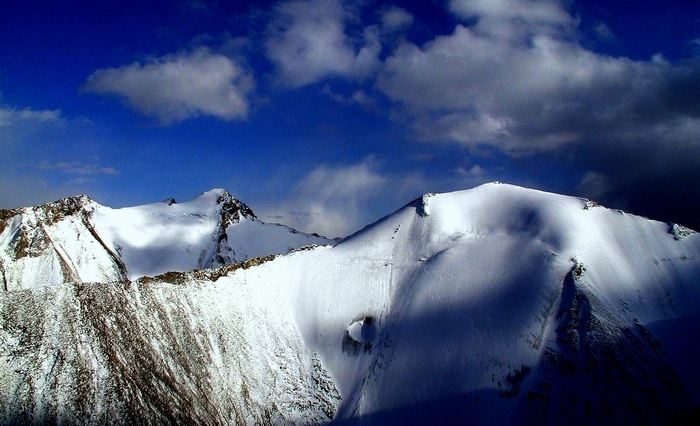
0, 189, 332, 291
1, 182, 700, 424
284, 182, 700, 424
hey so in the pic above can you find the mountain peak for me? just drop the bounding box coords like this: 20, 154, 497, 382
0, 188, 330, 289
212, 188, 257, 224
0, 193, 97, 229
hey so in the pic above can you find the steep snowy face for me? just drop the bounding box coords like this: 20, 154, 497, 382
91, 188, 243, 279
276, 183, 700, 424
93, 188, 332, 279
0, 195, 127, 291
0, 266, 340, 425
0, 189, 332, 289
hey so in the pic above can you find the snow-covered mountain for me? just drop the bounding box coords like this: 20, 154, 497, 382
0, 189, 332, 290
1, 183, 699, 424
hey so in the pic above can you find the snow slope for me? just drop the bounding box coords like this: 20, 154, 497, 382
0, 189, 331, 289
223, 183, 700, 424
1, 183, 699, 424
0, 267, 339, 424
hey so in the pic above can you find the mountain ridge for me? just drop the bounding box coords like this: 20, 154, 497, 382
1, 182, 699, 424
0, 188, 332, 290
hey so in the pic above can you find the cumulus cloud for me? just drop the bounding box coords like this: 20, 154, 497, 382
265, 0, 381, 87
263, 160, 386, 238
377, 0, 700, 156
372, 0, 700, 227
380, 6, 414, 32
378, 23, 676, 153
448, 0, 576, 42
82, 47, 254, 124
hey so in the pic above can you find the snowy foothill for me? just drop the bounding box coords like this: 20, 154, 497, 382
1, 182, 699, 424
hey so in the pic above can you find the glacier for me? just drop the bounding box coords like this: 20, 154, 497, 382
1, 182, 699, 424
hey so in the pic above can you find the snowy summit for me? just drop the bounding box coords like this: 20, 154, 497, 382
0, 188, 332, 290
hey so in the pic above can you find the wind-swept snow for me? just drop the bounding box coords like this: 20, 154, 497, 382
228, 183, 700, 423
0, 189, 331, 289
92, 188, 333, 279
0, 268, 339, 424
1, 183, 699, 424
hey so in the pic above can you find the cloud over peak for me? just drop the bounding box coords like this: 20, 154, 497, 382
263, 160, 386, 238
377, 7, 700, 154
82, 47, 254, 124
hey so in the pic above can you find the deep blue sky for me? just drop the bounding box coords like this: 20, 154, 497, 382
2, 0, 700, 237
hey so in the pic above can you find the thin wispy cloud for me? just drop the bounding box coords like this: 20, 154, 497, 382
263, 160, 386, 238
0, 107, 63, 128
82, 47, 254, 124
0, 103, 119, 208
38, 161, 119, 176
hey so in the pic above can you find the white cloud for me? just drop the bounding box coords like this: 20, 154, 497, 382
381, 6, 414, 32
265, 0, 381, 87
82, 47, 254, 124
38, 161, 119, 176
262, 160, 386, 238
0, 107, 62, 128
377, 6, 700, 155
448, 0, 576, 42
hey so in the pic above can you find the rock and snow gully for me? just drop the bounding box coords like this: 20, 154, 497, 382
1, 183, 699, 424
